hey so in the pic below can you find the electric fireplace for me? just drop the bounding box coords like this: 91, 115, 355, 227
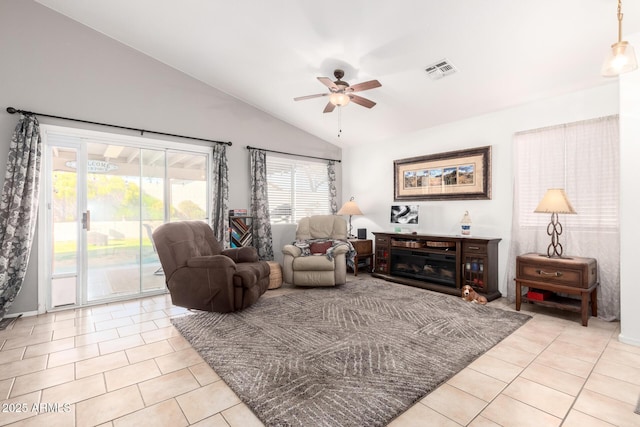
390, 248, 456, 287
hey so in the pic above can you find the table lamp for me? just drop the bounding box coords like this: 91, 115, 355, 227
534, 188, 576, 258
337, 196, 363, 238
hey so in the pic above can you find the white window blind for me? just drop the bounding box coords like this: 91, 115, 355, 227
515, 116, 619, 230
266, 155, 330, 223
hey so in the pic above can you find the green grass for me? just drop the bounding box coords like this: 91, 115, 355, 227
54, 239, 154, 255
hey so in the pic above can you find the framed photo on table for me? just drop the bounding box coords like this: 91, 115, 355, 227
394, 146, 491, 201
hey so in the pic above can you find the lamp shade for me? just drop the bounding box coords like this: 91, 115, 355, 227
601, 41, 639, 77
337, 198, 363, 216
534, 189, 576, 214
329, 92, 351, 107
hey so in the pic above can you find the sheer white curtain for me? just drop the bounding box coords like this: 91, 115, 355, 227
505, 115, 620, 320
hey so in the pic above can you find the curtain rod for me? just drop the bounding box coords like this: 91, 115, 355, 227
6, 107, 232, 146
246, 145, 341, 163
514, 114, 619, 136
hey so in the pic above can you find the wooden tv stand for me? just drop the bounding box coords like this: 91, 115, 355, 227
372, 232, 501, 301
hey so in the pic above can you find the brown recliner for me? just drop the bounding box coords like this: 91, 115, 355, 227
152, 221, 270, 313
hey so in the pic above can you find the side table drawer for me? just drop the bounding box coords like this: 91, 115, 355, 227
516, 253, 597, 289
518, 263, 584, 287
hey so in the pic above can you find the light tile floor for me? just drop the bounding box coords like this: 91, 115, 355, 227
1, 275, 639, 426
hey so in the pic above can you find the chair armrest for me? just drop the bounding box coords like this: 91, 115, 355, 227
187, 255, 236, 269
170, 258, 237, 311
332, 244, 349, 256
221, 247, 259, 263
282, 244, 302, 257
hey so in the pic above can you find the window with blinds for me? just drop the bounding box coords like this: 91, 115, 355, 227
515, 115, 619, 230
266, 155, 330, 223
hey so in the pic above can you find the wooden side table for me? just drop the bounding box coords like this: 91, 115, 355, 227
515, 253, 598, 326
348, 239, 373, 276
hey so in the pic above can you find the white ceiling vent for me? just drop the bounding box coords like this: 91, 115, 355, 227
425, 59, 457, 80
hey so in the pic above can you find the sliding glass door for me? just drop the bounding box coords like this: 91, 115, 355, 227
41, 126, 210, 310
48, 144, 80, 308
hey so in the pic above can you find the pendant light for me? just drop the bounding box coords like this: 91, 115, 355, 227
601, 0, 638, 77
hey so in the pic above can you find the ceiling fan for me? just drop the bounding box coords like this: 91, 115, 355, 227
294, 69, 381, 113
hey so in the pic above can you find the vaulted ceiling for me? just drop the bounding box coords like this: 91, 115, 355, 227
36, 0, 640, 146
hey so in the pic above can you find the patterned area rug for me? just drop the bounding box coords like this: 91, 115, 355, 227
171, 279, 530, 427
0, 314, 21, 331
636, 394, 640, 415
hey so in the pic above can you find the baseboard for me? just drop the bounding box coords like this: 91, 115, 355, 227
4, 310, 38, 319
618, 332, 640, 347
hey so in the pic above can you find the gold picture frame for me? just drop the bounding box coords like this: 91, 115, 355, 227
394, 146, 491, 201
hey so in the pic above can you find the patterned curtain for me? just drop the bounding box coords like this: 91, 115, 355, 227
249, 148, 274, 260
328, 160, 338, 214
0, 115, 42, 319
210, 144, 229, 246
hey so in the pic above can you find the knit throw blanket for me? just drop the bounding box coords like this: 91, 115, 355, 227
292, 239, 356, 267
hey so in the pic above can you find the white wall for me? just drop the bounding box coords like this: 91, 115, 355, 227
619, 33, 640, 346
342, 84, 619, 298
0, 0, 340, 314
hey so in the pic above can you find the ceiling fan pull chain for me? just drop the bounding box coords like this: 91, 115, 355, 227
338, 107, 342, 137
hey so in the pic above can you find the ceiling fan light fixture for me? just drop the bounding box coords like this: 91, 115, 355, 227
294, 69, 379, 113
602, 0, 638, 77
329, 92, 350, 107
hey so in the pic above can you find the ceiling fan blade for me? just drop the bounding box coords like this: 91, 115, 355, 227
323, 102, 336, 113
348, 79, 381, 93
350, 95, 376, 109
294, 93, 328, 101
318, 77, 338, 90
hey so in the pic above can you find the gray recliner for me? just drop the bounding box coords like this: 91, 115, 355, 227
282, 215, 350, 287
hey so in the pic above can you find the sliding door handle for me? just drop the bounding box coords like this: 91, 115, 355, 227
82, 211, 91, 231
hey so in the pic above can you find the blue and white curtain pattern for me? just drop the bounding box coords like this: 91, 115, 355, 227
210, 144, 229, 246
249, 148, 274, 260
328, 160, 338, 214
0, 115, 42, 319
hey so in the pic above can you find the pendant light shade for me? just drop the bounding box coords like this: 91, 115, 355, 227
602, 0, 638, 77
602, 41, 638, 76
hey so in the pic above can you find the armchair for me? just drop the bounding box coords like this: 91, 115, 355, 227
152, 221, 270, 313
282, 215, 353, 286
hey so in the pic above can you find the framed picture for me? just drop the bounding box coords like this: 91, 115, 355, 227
390, 205, 419, 224
394, 146, 491, 201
